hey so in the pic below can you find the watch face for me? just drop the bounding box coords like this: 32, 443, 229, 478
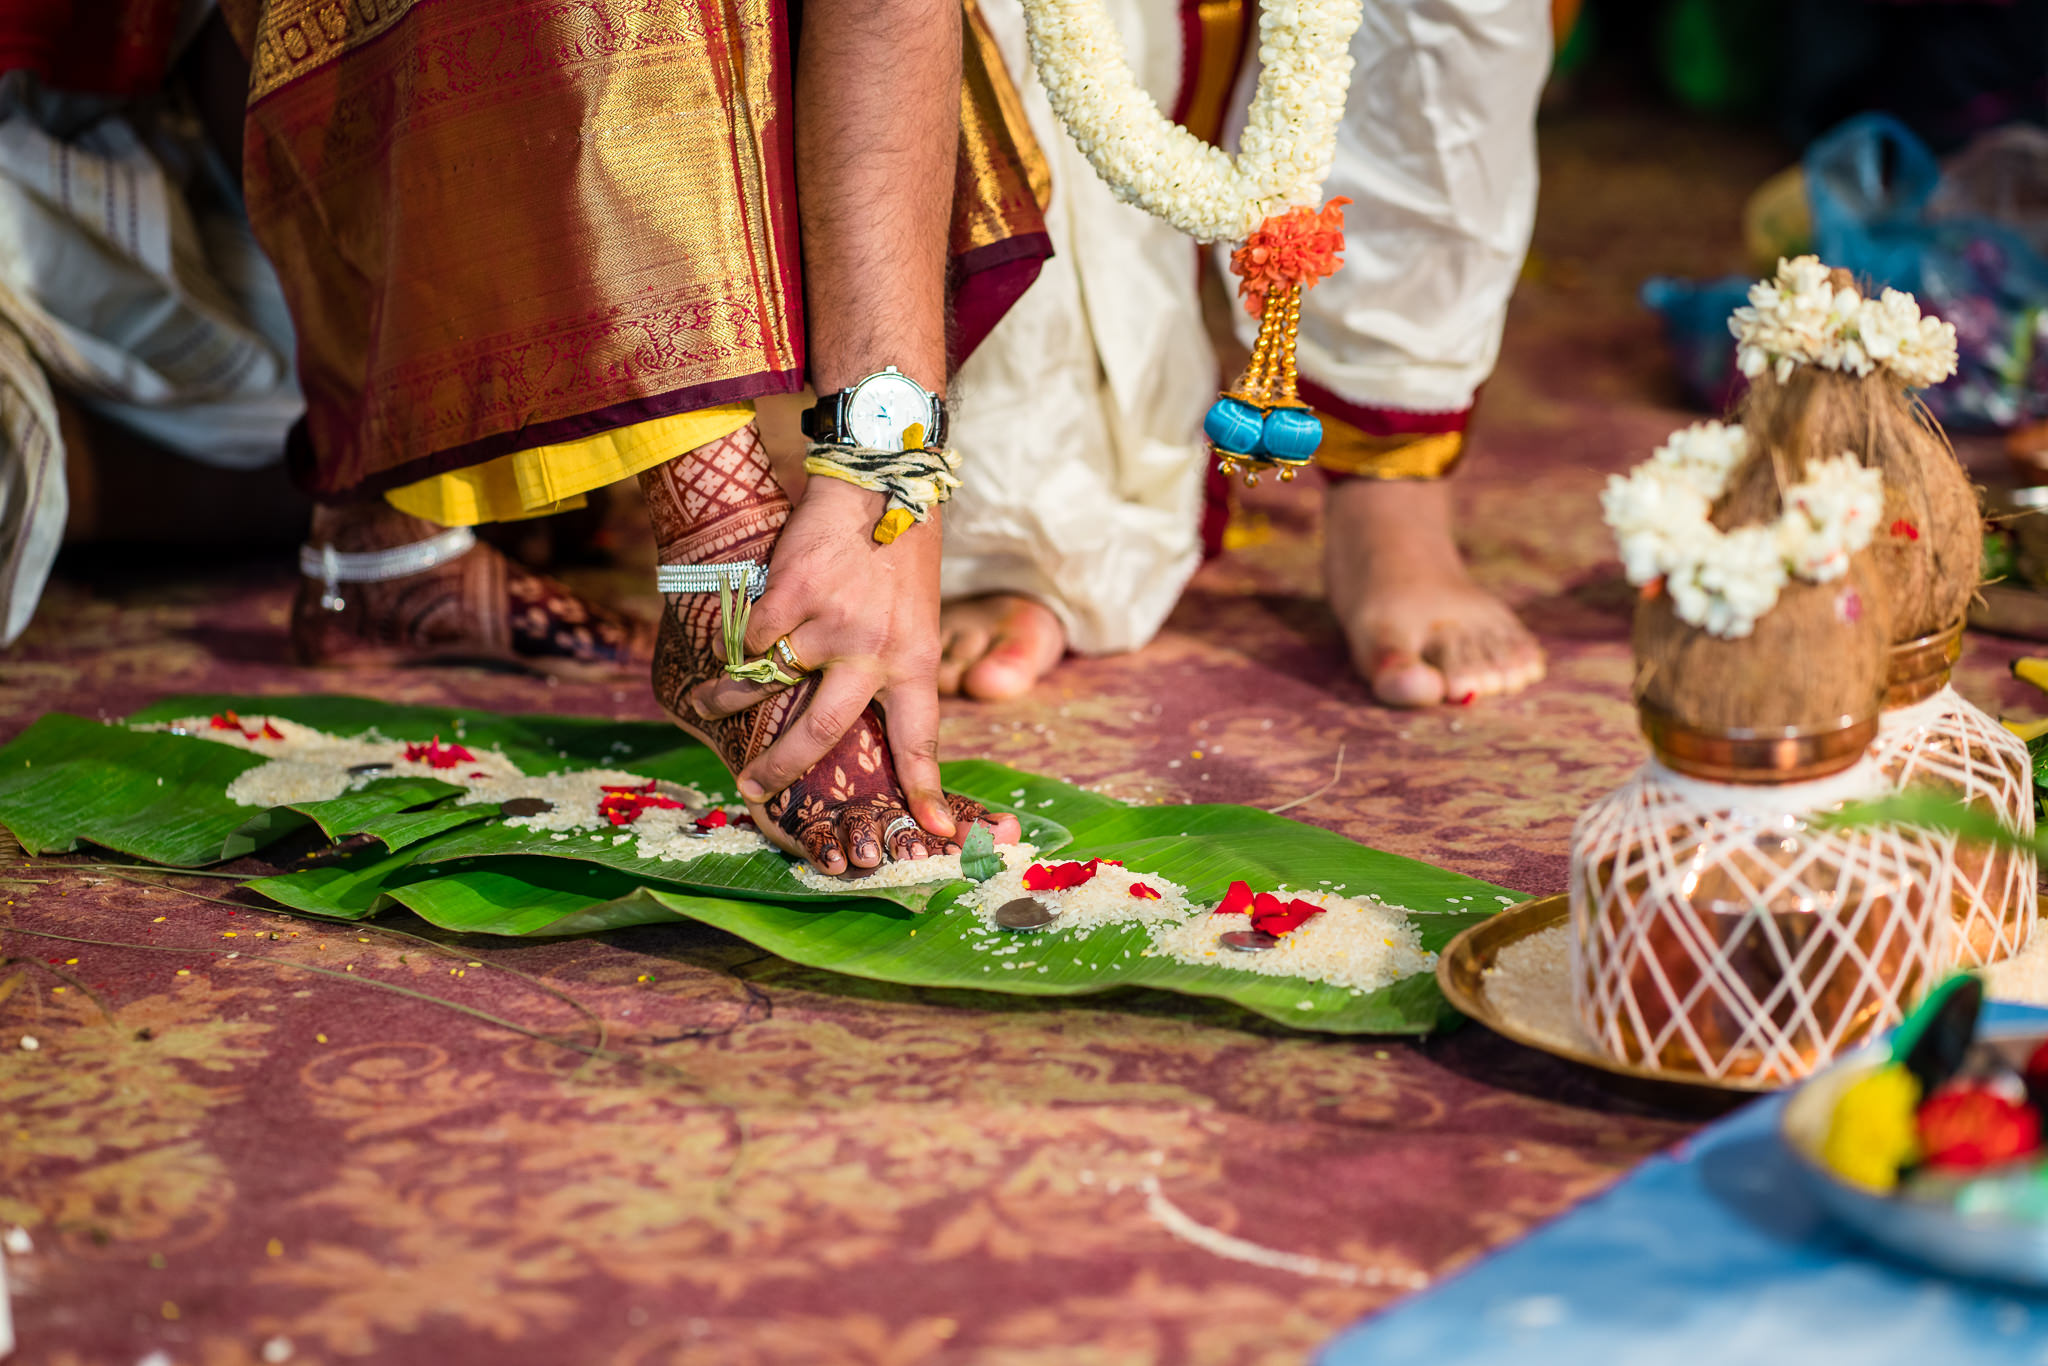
844, 372, 932, 451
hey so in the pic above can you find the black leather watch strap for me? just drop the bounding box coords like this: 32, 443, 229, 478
799, 391, 844, 444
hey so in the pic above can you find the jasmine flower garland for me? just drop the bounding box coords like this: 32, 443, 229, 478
1017, 0, 1363, 244
1730, 256, 1960, 390
1601, 421, 1886, 639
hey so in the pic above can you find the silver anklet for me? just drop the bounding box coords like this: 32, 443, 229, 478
656, 561, 767, 601
299, 526, 478, 612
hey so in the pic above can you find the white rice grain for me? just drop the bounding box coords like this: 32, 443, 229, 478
955, 851, 1192, 934
1479, 923, 1597, 1054
1984, 927, 2048, 1006
788, 841, 1037, 892
1151, 888, 1435, 994
157, 714, 774, 864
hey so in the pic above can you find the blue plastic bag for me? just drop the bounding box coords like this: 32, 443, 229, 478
1645, 113, 2048, 429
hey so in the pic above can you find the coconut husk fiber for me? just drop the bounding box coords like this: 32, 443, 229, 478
1633, 554, 1891, 731
1731, 272, 1979, 641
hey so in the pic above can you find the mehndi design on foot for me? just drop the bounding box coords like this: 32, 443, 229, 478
291, 505, 652, 677
642, 423, 1011, 874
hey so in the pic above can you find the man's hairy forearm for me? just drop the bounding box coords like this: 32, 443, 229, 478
795, 0, 961, 399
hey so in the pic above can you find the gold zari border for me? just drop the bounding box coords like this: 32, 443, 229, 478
243, 0, 424, 101
1314, 420, 1466, 481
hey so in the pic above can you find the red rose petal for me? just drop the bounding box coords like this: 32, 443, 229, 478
596, 780, 688, 827
260, 721, 285, 741
694, 809, 729, 831
404, 736, 478, 770
1130, 882, 1161, 900
1025, 860, 1101, 892
1250, 896, 1327, 937
1216, 881, 1256, 917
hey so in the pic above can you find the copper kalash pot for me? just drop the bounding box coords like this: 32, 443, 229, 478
1570, 706, 1950, 1085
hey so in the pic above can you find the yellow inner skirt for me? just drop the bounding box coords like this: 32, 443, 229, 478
386, 403, 755, 526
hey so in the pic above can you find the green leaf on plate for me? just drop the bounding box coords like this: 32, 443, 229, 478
0, 695, 1518, 1034
959, 823, 1001, 882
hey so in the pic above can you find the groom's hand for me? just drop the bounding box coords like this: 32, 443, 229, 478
686, 474, 952, 841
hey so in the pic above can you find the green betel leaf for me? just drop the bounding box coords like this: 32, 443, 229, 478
958, 823, 1001, 882
0, 695, 1519, 1034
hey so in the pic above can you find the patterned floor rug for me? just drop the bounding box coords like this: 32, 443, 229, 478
2, 106, 2036, 1366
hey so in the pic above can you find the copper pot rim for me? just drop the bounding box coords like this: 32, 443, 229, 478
1637, 704, 1880, 784
1883, 620, 1964, 708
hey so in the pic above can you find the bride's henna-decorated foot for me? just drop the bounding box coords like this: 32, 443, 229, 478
640, 423, 1017, 875
291, 503, 652, 678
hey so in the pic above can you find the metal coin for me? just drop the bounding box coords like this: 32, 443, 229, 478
499, 797, 555, 817
347, 762, 392, 776
1220, 929, 1280, 953
994, 897, 1057, 931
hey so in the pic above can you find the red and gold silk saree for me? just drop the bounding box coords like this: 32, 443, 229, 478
217, 0, 1049, 501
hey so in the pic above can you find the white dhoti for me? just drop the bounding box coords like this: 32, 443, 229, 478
1237, 0, 1551, 429
942, 0, 1217, 656
942, 0, 1551, 645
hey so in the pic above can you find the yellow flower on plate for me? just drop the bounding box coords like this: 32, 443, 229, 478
1821, 1062, 1923, 1192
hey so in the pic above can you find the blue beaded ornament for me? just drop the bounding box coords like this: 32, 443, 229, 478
1210, 201, 1349, 485
1209, 282, 1325, 485
1203, 397, 1267, 456
1259, 407, 1323, 463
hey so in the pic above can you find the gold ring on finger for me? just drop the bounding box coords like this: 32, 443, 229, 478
772, 634, 813, 677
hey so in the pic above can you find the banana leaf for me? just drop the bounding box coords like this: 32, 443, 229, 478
0, 695, 1521, 1033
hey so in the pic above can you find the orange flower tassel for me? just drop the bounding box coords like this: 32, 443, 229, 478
1231, 198, 1350, 316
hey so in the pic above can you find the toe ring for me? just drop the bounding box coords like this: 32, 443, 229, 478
882, 814, 921, 853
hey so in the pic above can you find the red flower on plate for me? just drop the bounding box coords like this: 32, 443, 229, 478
1919, 1084, 2042, 1170
1249, 893, 1325, 937
597, 781, 687, 827
405, 737, 477, 770
1022, 860, 1103, 892
1215, 881, 1256, 917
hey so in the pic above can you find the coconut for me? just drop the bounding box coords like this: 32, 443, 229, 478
1733, 270, 1979, 641
1633, 553, 1891, 732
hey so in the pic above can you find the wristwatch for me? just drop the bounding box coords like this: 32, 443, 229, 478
800, 366, 949, 452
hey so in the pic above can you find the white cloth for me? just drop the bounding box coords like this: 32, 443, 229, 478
944, 0, 1551, 655
0, 277, 60, 647
1223, 0, 1551, 416
0, 73, 302, 644
943, 0, 1216, 656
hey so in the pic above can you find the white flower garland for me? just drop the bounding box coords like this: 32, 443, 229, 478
1601, 421, 1886, 639
1730, 255, 1959, 389
1016, 0, 1363, 243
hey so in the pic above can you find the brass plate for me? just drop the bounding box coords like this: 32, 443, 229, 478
1435, 894, 1780, 1095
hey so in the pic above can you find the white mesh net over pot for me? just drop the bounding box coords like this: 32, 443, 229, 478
1872, 685, 2037, 966
1570, 758, 1950, 1085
